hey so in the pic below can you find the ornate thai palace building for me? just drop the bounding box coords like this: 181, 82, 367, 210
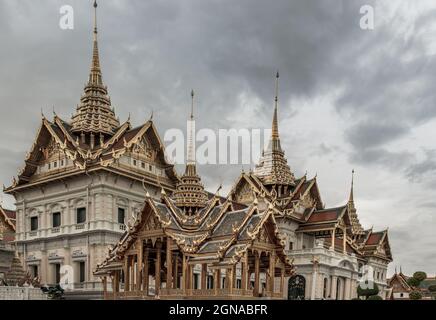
3, 1, 392, 300
3, 1, 177, 297
94, 69, 392, 299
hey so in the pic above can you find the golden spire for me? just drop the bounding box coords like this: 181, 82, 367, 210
272, 71, 279, 140
253, 71, 295, 186
347, 169, 364, 235
70, 0, 120, 137
349, 169, 355, 203
187, 89, 196, 166
173, 90, 208, 214
270, 71, 282, 152
90, 0, 101, 85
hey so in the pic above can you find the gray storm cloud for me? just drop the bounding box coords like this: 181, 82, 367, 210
1, 0, 436, 276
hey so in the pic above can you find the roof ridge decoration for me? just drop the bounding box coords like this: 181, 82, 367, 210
253, 71, 296, 186
70, 0, 120, 136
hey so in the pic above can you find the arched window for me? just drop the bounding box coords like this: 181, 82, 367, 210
288, 275, 306, 300
323, 278, 328, 298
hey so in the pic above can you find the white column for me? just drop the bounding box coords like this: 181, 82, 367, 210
331, 276, 338, 300
311, 270, 318, 300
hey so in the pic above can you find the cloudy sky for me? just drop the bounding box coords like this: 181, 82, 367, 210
1, 0, 436, 276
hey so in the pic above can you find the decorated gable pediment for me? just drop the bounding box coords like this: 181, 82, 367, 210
131, 136, 156, 161
233, 180, 255, 205
40, 138, 66, 162
142, 213, 163, 232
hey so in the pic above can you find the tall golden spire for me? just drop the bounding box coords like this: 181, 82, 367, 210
173, 90, 208, 214
89, 0, 101, 85
71, 0, 120, 138
187, 89, 195, 166
272, 71, 280, 140
254, 71, 295, 186
347, 169, 364, 235
349, 169, 355, 203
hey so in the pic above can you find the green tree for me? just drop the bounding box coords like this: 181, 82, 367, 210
413, 272, 427, 283
428, 285, 436, 292
357, 282, 379, 300
407, 277, 420, 288
409, 290, 422, 300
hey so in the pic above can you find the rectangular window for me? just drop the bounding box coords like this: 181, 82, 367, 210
141, 162, 145, 169
30, 216, 38, 231
133, 160, 137, 166
53, 161, 57, 168
79, 262, 86, 283
207, 275, 214, 289
289, 241, 294, 250
55, 264, 61, 284
48, 163, 51, 170
76, 208, 86, 224
149, 165, 152, 171
52, 212, 61, 228
31, 265, 38, 278
193, 273, 199, 289
236, 279, 242, 289
118, 208, 125, 224
60, 160, 64, 166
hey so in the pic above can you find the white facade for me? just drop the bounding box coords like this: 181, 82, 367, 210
277, 219, 389, 300
14, 170, 161, 291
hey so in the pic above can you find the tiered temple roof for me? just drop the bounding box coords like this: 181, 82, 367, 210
3, 1, 178, 195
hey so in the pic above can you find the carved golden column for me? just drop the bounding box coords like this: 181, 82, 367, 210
173, 253, 178, 289
143, 248, 149, 296
124, 256, 130, 292
130, 255, 135, 292
242, 253, 248, 291
155, 242, 162, 296
201, 264, 207, 290
214, 269, 221, 295
229, 267, 235, 294
232, 265, 236, 290
166, 238, 173, 288
137, 239, 143, 291
254, 250, 260, 296
182, 254, 187, 294
269, 251, 276, 293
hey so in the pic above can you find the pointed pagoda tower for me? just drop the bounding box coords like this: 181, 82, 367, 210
173, 90, 208, 215
348, 169, 364, 235
70, 0, 120, 147
254, 72, 295, 193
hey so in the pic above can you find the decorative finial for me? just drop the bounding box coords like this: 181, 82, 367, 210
41, 108, 45, 119
127, 112, 131, 122
149, 110, 154, 121
271, 70, 281, 143
93, 0, 98, 36
349, 169, 355, 203
191, 89, 195, 120
186, 90, 196, 165
275, 70, 279, 103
